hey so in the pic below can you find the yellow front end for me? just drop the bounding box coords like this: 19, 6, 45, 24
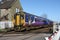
15, 15, 20, 26
20, 14, 25, 26
13, 13, 25, 31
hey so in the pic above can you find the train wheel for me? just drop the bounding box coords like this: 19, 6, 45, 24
14, 27, 20, 32
14, 25, 21, 32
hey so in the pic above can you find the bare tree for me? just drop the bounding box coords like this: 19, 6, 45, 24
41, 13, 47, 18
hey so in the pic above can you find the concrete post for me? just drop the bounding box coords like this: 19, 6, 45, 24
53, 22, 57, 33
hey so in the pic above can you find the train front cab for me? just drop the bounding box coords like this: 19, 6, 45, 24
14, 12, 25, 31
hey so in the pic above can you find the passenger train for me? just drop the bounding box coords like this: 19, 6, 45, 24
13, 12, 53, 31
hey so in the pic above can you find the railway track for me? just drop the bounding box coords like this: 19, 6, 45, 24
0, 27, 52, 36
0, 26, 52, 34
0, 27, 52, 40
0, 32, 51, 40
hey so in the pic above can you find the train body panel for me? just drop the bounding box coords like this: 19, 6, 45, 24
14, 14, 20, 26
32, 18, 48, 26
35, 17, 50, 25
25, 13, 35, 26
31, 22, 44, 26
24, 12, 53, 27
25, 13, 30, 26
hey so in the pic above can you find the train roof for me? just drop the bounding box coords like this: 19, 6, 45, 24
23, 12, 53, 22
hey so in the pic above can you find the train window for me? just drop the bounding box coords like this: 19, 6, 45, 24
43, 20, 46, 22
31, 16, 34, 22
25, 15, 29, 22
21, 15, 24, 19
35, 18, 41, 22
35, 18, 37, 21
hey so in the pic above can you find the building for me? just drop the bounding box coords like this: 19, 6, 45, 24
0, 0, 23, 21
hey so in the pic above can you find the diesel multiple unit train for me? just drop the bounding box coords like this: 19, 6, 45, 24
13, 12, 53, 31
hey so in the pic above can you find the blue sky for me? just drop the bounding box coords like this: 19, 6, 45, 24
20, 0, 60, 21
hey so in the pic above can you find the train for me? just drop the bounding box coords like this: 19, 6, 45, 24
13, 12, 53, 31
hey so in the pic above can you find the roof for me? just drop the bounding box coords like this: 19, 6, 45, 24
24, 12, 53, 22
0, 0, 16, 9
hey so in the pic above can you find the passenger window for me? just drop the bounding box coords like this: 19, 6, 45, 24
42, 20, 46, 22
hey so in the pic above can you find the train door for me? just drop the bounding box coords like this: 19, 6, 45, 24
25, 14, 29, 25
25, 14, 31, 25
28, 15, 31, 25
30, 15, 35, 24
